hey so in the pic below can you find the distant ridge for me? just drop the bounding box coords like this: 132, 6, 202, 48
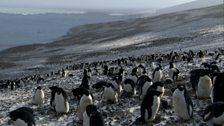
157, 0, 223, 14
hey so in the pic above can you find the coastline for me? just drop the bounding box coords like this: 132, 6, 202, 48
0, 4, 223, 80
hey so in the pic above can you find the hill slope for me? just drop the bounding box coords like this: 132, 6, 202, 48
0, 4, 223, 79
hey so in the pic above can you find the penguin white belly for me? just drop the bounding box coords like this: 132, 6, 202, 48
173, 91, 190, 120
103, 87, 117, 102
33, 90, 44, 105
14, 118, 28, 126
150, 96, 160, 121
140, 82, 152, 99
210, 86, 214, 103
144, 96, 160, 122
124, 84, 132, 93
153, 70, 163, 82
157, 86, 164, 97
83, 111, 90, 126
168, 69, 174, 79
55, 94, 69, 113
196, 76, 212, 98
78, 95, 93, 120
212, 113, 224, 125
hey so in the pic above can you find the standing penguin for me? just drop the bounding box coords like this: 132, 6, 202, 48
49, 86, 59, 111
136, 75, 153, 100
103, 82, 118, 103
139, 88, 162, 122
152, 65, 163, 82
54, 87, 69, 114
211, 72, 224, 103
83, 104, 104, 126
80, 70, 90, 89
203, 102, 224, 126
173, 85, 193, 120
77, 89, 94, 121
9, 107, 35, 126
169, 67, 179, 81
196, 73, 212, 98
122, 78, 136, 96
32, 86, 45, 105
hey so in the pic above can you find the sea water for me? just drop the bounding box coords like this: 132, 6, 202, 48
0, 7, 140, 51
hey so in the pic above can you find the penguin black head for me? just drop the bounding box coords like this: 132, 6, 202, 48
169, 62, 175, 69
56, 87, 64, 94
132, 67, 138, 75
177, 84, 185, 91
153, 81, 164, 87
49, 86, 59, 91
9, 107, 35, 125
86, 104, 97, 117
36, 86, 42, 90
147, 88, 162, 97
105, 82, 115, 89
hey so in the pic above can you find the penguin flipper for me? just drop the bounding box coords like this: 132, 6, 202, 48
184, 89, 193, 117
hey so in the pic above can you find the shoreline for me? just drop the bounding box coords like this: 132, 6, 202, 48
0, 4, 223, 80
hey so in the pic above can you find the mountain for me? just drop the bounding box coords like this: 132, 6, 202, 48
156, 0, 223, 14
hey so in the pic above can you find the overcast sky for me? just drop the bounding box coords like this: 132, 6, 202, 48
0, 0, 197, 9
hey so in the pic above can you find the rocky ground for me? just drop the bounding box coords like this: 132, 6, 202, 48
0, 51, 223, 126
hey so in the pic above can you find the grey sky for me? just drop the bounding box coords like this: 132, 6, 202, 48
0, 0, 197, 9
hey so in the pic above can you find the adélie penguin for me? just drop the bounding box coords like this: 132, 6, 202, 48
152, 65, 163, 82
136, 75, 153, 100
203, 102, 224, 126
49, 86, 59, 111
173, 85, 193, 121
77, 89, 94, 121
9, 107, 35, 126
103, 82, 118, 103
83, 104, 104, 126
211, 72, 224, 103
32, 86, 45, 105
54, 87, 69, 114
138, 88, 162, 123
196, 73, 212, 99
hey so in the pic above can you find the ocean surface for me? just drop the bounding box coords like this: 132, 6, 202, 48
0, 8, 142, 51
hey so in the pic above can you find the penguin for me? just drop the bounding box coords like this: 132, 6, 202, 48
139, 88, 162, 122
54, 87, 69, 114
173, 85, 193, 120
126, 67, 138, 83
203, 102, 224, 126
211, 72, 224, 103
137, 64, 146, 76
111, 76, 123, 94
80, 70, 90, 89
49, 86, 59, 111
196, 73, 212, 98
32, 86, 45, 105
168, 67, 179, 81
152, 65, 163, 82
83, 104, 104, 126
9, 107, 35, 126
103, 82, 118, 103
122, 78, 136, 96
77, 89, 94, 121
190, 69, 206, 91
136, 75, 153, 100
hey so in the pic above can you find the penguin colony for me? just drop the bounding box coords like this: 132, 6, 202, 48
0, 49, 224, 126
